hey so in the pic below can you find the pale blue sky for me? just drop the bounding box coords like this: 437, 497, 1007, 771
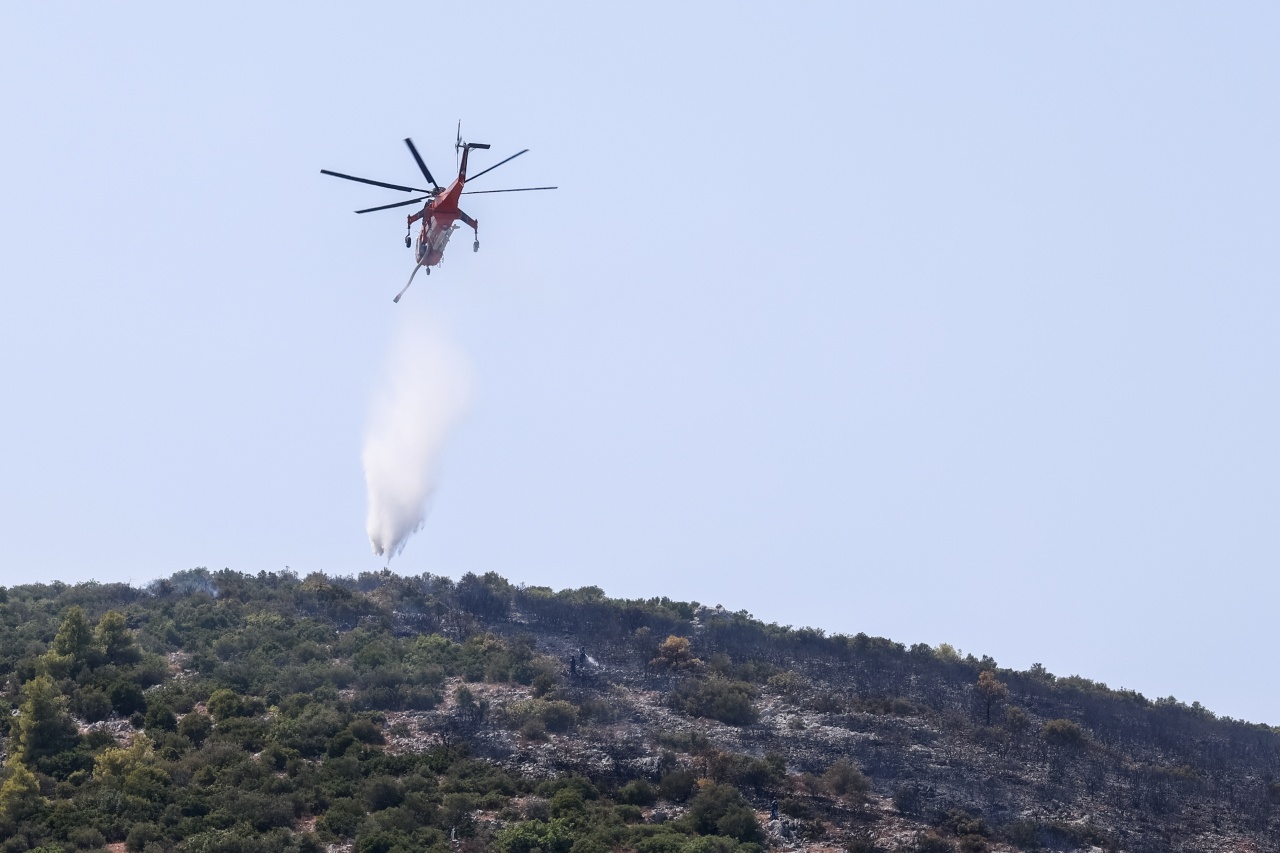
2, 4, 1278, 722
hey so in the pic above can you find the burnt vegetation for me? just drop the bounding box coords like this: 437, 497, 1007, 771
0, 570, 1277, 853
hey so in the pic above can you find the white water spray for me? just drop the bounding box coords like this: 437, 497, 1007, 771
362, 313, 471, 560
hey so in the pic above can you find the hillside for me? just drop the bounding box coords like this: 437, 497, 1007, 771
0, 570, 1277, 853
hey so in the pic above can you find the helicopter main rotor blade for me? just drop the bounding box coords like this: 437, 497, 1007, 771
461, 186, 558, 195
404, 138, 439, 189
320, 169, 430, 194
464, 149, 529, 184
355, 196, 431, 214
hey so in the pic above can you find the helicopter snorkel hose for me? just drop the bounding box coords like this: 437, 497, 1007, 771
393, 261, 425, 304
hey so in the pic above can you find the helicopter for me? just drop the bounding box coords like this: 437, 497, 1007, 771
321, 124, 556, 302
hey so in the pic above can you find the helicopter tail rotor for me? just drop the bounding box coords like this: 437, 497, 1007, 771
454, 125, 492, 181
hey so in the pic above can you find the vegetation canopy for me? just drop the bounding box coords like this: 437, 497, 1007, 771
0, 569, 1275, 853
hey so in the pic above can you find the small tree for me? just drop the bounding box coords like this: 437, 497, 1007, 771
109, 680, 148, 717
934, 643, 961, 663
651, 635, 700, 671
52, 606, 95, 661
93, 739, 153, 784
975, 671, 1008, 726
1004, 705, 1029, 735
686, 783, 763, 843
454, 685, 487, 724
95, 610, 142, 665
43, 606, 98, 676
659, 769, 697, 802
14, 675, 79, 767
618, 779, 658, 806
0, 759, 44, 821
144, 702, 178, 734
178, 711, 213, 746
823, 757, 871, 802
206, 688, 243, 721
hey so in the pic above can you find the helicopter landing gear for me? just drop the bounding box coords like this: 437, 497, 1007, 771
458, 210, 479, 254
405, 235, 411, 248
425, 266, 431, 275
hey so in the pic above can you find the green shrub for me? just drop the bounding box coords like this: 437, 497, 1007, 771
145, 703, 178, 733
538, 701, 577, 732
206, 689, 244, 722
212, 716, 267, 751
939, 810, 988, 839
318, 799, 364, 838
549, 787, 588, 819
181, 828, 269, 853
723, 752, 785, 793
363, 776, 405, 812
73, 688, 113, 723
1039, 719, 1085, 748
681, 838, 752, 853
574, 697, 619, 725
780, 796, 812, 818
823, 758, 870, 799
618, 779, 658, 806
327, 729, 357, 758
179, 711, 213, 746
125, 823, 161, 852
615, 803, 644, 823
656, 730, 712, 753
686, 783, 762, 843
659, 769, 697, 802
506, 699, 578, 734
495, 818, 576, 853
669, 678, 758, 726
68, 826, 106, 849
350, 718, 385, 745
111, 681, 148, 716
632, 831, 686, 853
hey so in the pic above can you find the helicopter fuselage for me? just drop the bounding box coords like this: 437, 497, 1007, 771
409, 180, 466, 268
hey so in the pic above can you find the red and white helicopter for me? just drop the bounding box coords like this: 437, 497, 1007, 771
322, 125, 556, 302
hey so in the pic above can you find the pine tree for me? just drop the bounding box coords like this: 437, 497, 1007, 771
51, 606, 94, 661
14, 675, 78, 766
95, 610, 141, 665
43, 605, 97, 676
0, 759, 43, 820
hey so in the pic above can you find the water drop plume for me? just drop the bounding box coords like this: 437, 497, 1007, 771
363, 311, 471, 560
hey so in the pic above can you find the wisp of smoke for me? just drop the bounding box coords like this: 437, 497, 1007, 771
363, 313, 471, 560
